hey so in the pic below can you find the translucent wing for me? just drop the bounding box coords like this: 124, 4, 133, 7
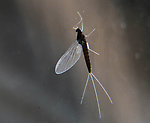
55, 41, 82, 74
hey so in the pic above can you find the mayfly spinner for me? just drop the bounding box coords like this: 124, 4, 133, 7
55, 12, 113, 118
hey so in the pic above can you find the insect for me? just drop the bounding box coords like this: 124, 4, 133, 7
55, 12, 113, 118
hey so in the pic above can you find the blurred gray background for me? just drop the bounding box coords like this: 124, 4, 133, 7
0, 0, 150, 123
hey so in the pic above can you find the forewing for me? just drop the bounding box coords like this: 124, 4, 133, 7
55, 41, 82, 74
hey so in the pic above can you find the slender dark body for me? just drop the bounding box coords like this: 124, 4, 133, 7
76, 28, 91, 73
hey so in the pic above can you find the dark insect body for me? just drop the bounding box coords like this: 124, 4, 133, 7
55, 12, 113, 119
76, 28, 91, 73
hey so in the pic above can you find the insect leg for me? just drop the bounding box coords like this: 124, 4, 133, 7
85, 28, 96, 38
73, 11, 83, 30
87, 42, 100, 55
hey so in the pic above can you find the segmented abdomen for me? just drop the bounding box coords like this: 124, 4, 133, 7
81, 40, 91, 73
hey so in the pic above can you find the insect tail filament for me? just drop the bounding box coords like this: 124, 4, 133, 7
91, 73, 113, 104
90, 73, 101, 119
80, 74, 90, 104
80, 72, 113, 118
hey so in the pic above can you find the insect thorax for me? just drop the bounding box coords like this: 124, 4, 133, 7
76, 28, 85, 45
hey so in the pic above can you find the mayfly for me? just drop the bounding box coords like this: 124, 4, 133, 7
55, 12, 113, 118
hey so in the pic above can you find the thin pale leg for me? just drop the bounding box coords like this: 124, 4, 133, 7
85, 28, 96, 38
90, 73, 101, 119
77, 11, 84, 31
81, 21, 84, 32
73, 11, 83, 30
91, 73, 113, 104
88, 48, 100, 55
87, 42, 100, 55
80, 74, 90, 104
